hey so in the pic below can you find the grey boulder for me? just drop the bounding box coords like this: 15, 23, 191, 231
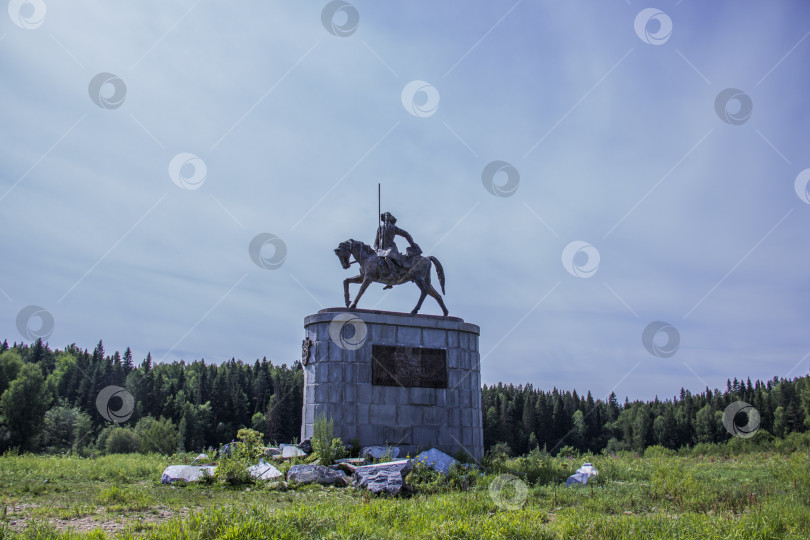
248, 460, 283, 481
161, 465, 216, 484
280, 445, 307, 458
287, 464, 349, 486
353, 459, 413, 495
413, 448, 459, 475
360, 446, 401, 460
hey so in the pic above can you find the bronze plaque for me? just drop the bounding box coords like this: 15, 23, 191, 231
371, 345, 447, 388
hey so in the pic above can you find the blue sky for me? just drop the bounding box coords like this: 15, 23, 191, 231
2, 0, 809, 402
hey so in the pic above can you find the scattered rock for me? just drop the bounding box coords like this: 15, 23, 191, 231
576, 463, 599, 477
281, 446, 307, 458
335, 457, 366, 465
360, 446, 401, 460
248, 460, 283, 481
190, 453, 209, 465
566, 462, 599, 487
161, 465, 216, 484
218, 443, 237, 457
297, 439, 313, 454
353, 459, 413, 495
264, 447, 281, 458
565, 472, 592, 487
413, 449, 458, 475
287, 464, 349, 486
332, 462, 357, 475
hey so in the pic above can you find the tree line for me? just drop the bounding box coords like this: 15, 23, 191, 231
1, 338, 808, 455
482, 375, 810, 456
0, 339, 302, 453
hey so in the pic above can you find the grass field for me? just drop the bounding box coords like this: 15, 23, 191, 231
0, 448, 808, 539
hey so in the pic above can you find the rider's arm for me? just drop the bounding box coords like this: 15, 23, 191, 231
395, 227, 417, 247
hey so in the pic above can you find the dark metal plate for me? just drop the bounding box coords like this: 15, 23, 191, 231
371, 344, 447, 388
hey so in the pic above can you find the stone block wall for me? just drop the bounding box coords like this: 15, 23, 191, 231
301, 308, 483, 459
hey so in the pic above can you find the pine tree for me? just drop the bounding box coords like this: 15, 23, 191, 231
122, 347, 134, 374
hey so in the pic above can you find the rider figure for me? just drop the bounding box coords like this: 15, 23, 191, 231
374, 212, 419, 289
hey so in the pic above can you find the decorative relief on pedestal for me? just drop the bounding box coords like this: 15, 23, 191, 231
302, 337, 314, 366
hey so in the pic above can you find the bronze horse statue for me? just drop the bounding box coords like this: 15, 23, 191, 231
334, 239, 449, 316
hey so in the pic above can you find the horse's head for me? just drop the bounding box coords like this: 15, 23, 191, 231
334, 240, 353, 269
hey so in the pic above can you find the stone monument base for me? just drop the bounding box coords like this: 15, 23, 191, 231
301, 308, 483, 459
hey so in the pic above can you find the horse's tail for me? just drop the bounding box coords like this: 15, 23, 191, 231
428, 256, 445, 295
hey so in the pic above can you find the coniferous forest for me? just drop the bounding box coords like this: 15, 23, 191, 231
1, 338, 808, 455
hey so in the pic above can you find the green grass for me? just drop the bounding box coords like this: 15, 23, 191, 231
0, 449, 808, 538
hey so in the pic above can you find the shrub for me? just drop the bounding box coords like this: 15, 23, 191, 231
214, 453, 252, 486
105, 428, 141, 454
236, 428, 264, 461
312, 415, 345, 465
406, 461, 448, 494
486, 450, 572, 486
135, 416, 179, 455
488, 442, 512, 458
212, 429, 267, 486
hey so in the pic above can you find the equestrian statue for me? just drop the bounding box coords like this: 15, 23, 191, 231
334, 211, 449, 316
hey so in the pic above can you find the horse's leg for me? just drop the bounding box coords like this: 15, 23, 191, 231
426, 284, 449, 316
411, 280, 429, 315
343, 275, 362, 308
349, 277, 373, 309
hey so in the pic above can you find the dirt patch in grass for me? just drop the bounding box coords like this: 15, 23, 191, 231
5, 506, 191, 536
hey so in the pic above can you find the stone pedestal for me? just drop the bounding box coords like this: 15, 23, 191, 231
301, 308, 483, 459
